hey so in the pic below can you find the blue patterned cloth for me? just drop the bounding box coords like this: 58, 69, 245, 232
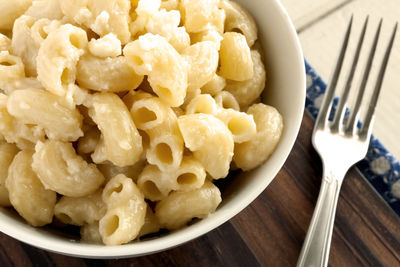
305, 61, 400, 216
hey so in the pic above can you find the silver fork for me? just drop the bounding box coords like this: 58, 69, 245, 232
297, 16, 397, 267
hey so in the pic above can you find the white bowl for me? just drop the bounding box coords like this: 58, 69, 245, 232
0, 0, 305, 258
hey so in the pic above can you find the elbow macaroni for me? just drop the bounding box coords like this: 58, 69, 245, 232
81, 222, 102, 244
97, 158, 147, 183
220, 0, 258, 47
88, 93, 143, 167
0, 34, 11, 52
25, 0, 63, 20
88, 33, 122, 58
218, 32, 253, 81
0, 93, 46, 150
123, 33, 188, 107
182, 0, 222, 33
132, 0, 190, 52
77, 126, 101, 155
0, 142, 19, 206
225, 50, 266, 108
234, 104, 283, 171
55, 190, 106, 226
146, 107, 184, 172
214, 91, 240, 111
36, 24, 88, 97
0, 0, 283, 246
32, 140, 105, 197
185, 94, 218, 115
7, 89, 83, 141
59, 0, 131, 44
155, 180, 221, 230
0, 0, 33, 31
0, 51, 25, 93
183, 41, 219, 92
178, 114, 234, 179
6, 150, 57, 227
139, 205, 160, 237
99, 174, 146, 245
11, 15, 37, 77
76, 54, 143, 93
130, 96, 169, 131
137, 155, 206, 201
216, 108, 257, 143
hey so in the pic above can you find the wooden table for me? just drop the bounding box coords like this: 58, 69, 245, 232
1, 112, 399, 266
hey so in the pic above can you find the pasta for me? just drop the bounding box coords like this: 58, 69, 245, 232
185, 94, 218, 115
178, 114, 234, 179
233, 104, 283, 171
0, 0, 33, 31
30, 18, 62, 47
36, 24, 88, 98
138, 205, 160, 237
137, 164, 170, 201
24, 0, 63, 20
1, 77, 43, 94
59, 0, 132, 44
0, 93, 46, 150
54, 190, 106, 226
225, 50, 266, 108
88, 93, 143, 167
190, 29, 223, 51
138, 157, 207, 206
7, 89, 83, 141
97, 158, 147, 182
216, 108, 257, 143
214, 91, 240, 111
6, 150, 56, 227
81, 222, 102, 244
155, 180, 221, 230
102, 174, 140, 206
201, 74, 226, 96
0, 34, 11, 52
218, 32, 253, 81
131, 0, 190, 52
146, 107, 184, 172
11, 16, 44, 77
32, 140, 105, 197
160, 0, 179, 11
183, 41, 219, 92
77, 126, 101, 155
0, 0, 284, 246
0, 51, 25, 93
76, 54, 143, 92
182, 0, 222, 33
123, 33, 188, 107
0, 142, 19, 206
173, 156, 207, 192
130, 96, 169, 130
122, 90, 153, 110
99, 174, 146, 245
88, 33, 122, 58
90, 135, 108, 164
220, 0, 258, 47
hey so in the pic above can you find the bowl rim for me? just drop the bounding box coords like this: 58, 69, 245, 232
0, 0, 306, 258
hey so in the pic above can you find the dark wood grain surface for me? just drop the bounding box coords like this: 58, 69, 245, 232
1, 112, 399, 267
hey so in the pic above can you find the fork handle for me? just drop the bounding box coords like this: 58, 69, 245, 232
296, 170, 344, 267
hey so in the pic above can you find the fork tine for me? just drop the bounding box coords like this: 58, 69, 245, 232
315, 16, 353, 130
346, 19, 383, 134
331, 16, 369, 132
360, 22, 398, 139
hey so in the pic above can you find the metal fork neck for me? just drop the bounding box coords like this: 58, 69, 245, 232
297, 169, 346, 267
